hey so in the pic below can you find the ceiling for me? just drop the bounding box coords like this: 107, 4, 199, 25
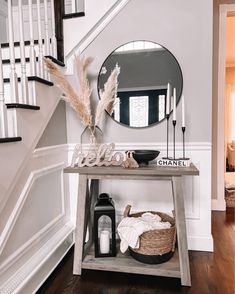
226, 16, 235, 66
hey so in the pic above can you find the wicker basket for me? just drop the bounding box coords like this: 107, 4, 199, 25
124, 205, 176, 264
225, 190, 235, 208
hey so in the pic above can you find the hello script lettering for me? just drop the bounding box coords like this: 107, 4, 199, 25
71, 143, 124, 167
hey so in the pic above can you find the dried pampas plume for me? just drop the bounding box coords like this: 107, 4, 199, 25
75, 55, 94, 121
44, 56, 120, 129
95, 64, 120, 126
44, 57, 92, 126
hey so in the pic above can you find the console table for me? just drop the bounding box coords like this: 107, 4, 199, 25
64, 163, 199, 286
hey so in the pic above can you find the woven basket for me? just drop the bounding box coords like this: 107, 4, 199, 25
225, 190, 235, 208
124, 205, 176, 264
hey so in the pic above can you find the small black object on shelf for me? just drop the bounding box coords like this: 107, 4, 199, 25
132, 150, 160, 165
94, 193, 116, 257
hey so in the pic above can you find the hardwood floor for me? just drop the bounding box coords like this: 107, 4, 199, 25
37, 210, 235, 294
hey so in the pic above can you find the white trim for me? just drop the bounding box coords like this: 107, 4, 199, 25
188, 235, 213, 252
65, 0, 131, 59
0, 223, 74, 294
212, 198, 226, 211
216, 4, 235, 211
0, 163, 65, 256
33, 144, 69, 158
68, 142, 212, 152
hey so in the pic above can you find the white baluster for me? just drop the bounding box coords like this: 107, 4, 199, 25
0, 50, 8, 138
28, 0, 36, 76
19, 0, 29, 104
8, 0, 19, 103
50, 0, 57, 58
75, 0, 84, 13
44, 0, 50, 56
43, 0, 50, 80
36, 0, 44, 78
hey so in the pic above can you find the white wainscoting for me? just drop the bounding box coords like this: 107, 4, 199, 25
0, 145, 74, 294
68, 141, 213, 252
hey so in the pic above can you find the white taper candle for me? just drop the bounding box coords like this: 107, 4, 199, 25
100, 230, 110, 254
182, 94, 185, 127
166, 82, 171, 115
173, 88, 176, 121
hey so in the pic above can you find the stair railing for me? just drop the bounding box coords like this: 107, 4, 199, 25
0, 0, 59, 138
0, 49, 8, 138
36, 0, 44, 79
28, 0, 36, 76
19, 0, 29, 104
51, 0, 57, 58
8, 0, 19, 104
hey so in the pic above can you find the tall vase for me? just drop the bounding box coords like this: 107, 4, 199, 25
80, 125, 103, 156
71, 125, 103, 167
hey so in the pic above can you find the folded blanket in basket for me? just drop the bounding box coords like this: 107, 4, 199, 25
117, 212, 171, 253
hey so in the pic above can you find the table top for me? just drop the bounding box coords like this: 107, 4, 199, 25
64, 163, 199, 177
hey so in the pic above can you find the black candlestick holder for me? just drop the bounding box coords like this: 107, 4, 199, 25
172, 120, 176, 160
162, 114, 170, 159
179, 126, 190, 160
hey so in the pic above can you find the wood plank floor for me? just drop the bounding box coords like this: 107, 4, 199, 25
37, 210, 235, 294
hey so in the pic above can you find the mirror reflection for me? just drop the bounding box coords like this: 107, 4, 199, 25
98, 41, 183, 128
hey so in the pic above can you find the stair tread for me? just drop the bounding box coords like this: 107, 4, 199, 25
63, 12, 85, 19
6, 103, 40, 110
3, 76, 54, 86
44, 56, 65, 67
3, 55, 65, 67
1, 39, 49, 48
2, 57, 38, 64
0, 137, 22, 143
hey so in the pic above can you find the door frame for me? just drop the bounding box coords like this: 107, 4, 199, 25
213, 4, 235, 210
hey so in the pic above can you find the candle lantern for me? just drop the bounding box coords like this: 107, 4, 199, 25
94, 193, 116, 257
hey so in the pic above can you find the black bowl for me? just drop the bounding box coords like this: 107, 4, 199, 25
132, 150, 160, 164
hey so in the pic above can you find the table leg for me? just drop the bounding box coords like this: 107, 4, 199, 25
73, 174, 88, 275
172, 176, 191, 286
84, 179, 99, 256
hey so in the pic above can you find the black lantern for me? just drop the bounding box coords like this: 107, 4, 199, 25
94, 193, 116, 257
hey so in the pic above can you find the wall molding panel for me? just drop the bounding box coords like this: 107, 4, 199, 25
0, 164, 65, 276
0, 162, 65, 257
0, 145, 72, 293
0, 224, 74, 294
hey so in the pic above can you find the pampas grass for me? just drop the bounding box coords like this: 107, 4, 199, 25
95, 64, 120, 126
44, 55, 120, 128
44, 57, 92, 126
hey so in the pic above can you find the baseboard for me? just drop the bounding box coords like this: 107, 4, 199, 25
188, 235, 213, 252
0, 223, 74, 294
211, 199, 226, 211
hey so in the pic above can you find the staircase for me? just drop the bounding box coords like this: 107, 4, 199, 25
0, 1, 72, 293
0, 0, 128, 292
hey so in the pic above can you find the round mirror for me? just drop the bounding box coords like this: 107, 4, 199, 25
97, 41, 183, 128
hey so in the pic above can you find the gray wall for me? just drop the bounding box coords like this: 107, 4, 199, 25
66, 0, 213, 145
37, 101, 67, 148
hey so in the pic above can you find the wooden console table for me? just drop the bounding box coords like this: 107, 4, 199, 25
64, 163, 199, 286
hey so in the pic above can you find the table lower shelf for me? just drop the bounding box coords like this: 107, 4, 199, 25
82, 245, 181, 278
